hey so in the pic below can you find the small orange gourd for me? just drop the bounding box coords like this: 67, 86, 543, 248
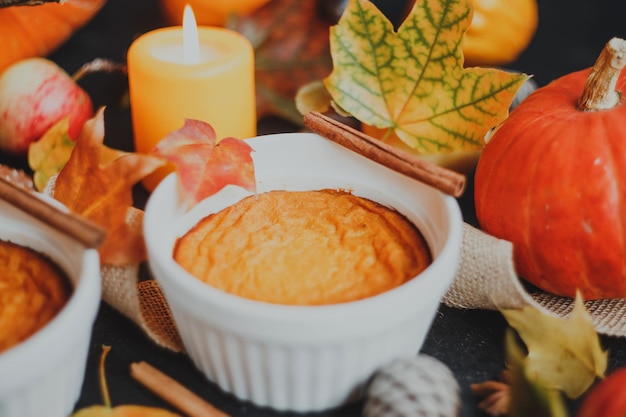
159, 0, 271, 26
475, 38, 626, 300
0, 0, 107, 74
463, 0, 538, 66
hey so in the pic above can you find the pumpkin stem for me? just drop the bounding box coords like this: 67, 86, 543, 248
578, 37, 626, 111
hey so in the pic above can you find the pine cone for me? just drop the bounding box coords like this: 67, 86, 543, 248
363, 355, 460, 417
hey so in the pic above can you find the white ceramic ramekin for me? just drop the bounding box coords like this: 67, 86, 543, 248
144, 132, 463, 412
0, 193, 101, 417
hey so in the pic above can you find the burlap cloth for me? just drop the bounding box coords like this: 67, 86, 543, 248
102, 218, 626, 353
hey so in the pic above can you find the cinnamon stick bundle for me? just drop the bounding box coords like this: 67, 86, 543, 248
0, 176, 106, 248
303, 111, 467, 198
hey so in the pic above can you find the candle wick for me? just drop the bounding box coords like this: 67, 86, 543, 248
183, 5, 200, 65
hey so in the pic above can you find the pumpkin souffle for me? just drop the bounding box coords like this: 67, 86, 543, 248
174, 189, 431, 305
0, 240, 72, 353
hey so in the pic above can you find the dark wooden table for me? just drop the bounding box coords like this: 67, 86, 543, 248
9, 1, 626, 416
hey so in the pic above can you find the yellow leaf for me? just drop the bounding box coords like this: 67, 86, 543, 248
72, 405, 180, 416
71, 405, 113, 416
27, 116, 127, 192
324, 0, 528, 153
28, 117, 75, 191
71, 346, 181, 417
295, 80, 332, 115
504, 330, 569, 417
500, 293, 607, 399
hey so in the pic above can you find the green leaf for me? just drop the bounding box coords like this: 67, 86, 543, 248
324, 0, 528, 153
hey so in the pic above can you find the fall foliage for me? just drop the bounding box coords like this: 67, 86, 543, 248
51, 108, 165, 264
298, 0, 527, 154
472, 295, 607, 416
230, 0, 334, 124
150, 118, 256, 208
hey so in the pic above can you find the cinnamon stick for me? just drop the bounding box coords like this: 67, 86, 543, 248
0, 177, 106, 248
130, 361, 230, 417
303, 111, 466, 197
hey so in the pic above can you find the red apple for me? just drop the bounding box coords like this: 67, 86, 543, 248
578, 366, 626, 417
0, 57, 93, 156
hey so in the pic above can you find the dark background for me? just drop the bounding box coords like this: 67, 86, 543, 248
31, 0, 626, 416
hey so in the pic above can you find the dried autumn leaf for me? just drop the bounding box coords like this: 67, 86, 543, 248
470, 378, 511, 416
500, 293, 608, 399
324, 0, 528, 153
151, 118, 256, 208
72, 345, 181, 417
28, 117, 126, 192
229, 0, 333, 124
53, 107, 165, 264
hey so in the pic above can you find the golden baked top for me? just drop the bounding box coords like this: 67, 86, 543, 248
0, 240, 72, 353
174, 189, 431, 305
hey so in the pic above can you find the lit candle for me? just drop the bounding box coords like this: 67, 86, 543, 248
127, 6, 256, 190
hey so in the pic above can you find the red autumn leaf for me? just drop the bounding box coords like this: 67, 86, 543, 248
229, 0, 334, 124
53, 107, 166, 264
151, 118, 256, 207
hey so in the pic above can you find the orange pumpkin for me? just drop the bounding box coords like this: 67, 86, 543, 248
159, 0, 271, 26
474, 38, 626, 299
463, 0, 538, 67
0, 0, 108, 74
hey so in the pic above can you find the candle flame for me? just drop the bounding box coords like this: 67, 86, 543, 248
182, 5, 200, 65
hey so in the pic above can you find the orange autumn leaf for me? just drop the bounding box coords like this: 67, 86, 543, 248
28, 116, 127, 192
53, 108, 165, 264
151, 118, 256, 208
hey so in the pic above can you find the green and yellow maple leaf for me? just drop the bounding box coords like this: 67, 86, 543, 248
500, 293, 608, 399
323, 0, 528, 153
